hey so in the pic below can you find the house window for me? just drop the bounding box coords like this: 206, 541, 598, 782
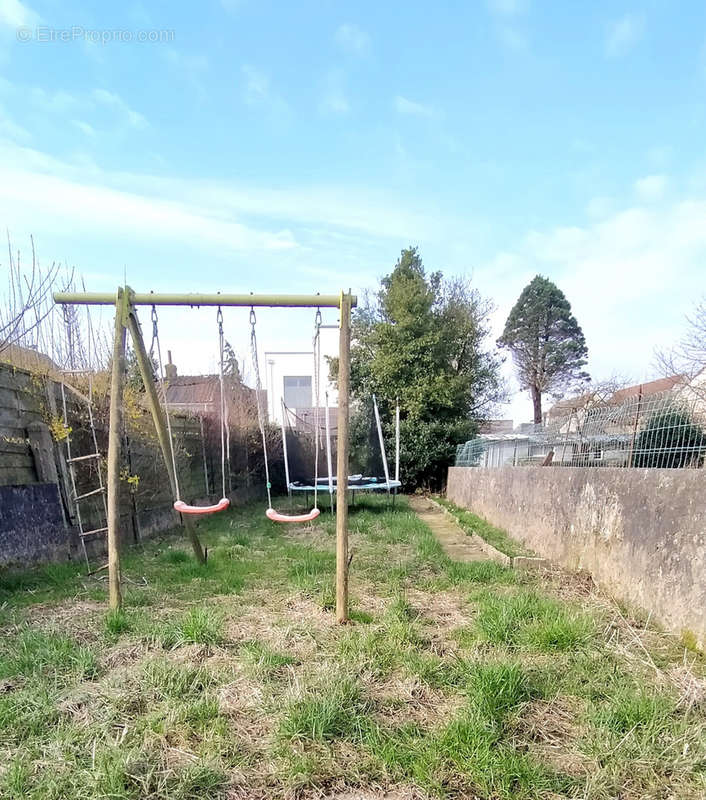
283, 376, 312, 409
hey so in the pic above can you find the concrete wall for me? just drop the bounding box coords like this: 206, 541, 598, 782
447, 466, 706, 648
0, 484, 70, 565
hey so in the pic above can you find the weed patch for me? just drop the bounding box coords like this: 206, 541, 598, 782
475, 590, 594, 651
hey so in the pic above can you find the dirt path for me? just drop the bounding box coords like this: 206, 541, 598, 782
407, 495, 491, 563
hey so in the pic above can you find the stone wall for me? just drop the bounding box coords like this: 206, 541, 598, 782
447, 466, 706, 649
0, 363, 263, 569
0, 484, 70, 565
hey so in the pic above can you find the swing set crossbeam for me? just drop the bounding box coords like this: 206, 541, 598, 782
53, 292, 357, 309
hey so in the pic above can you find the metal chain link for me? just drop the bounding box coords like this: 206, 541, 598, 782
312, 308, 322, 510
250, 307, 272, 509
150, 305, 181, 501
217, 306, 227, 500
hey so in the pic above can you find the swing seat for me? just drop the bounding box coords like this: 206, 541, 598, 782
174, 498, 230, 515
266, 507, 320, 524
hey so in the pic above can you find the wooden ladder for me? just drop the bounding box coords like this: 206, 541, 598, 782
60, 375, 108, 572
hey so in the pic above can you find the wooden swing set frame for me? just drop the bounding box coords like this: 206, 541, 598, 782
53, 288, 357, 623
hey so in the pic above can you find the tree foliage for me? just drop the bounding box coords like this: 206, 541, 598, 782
335, 247, 502, 489
222, 341, 241, 380
633, 407, 706, 468
125, 345, 158, 393
498, 275, 589, 424
657, 297, 706, 401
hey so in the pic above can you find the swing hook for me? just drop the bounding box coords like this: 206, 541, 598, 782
249, 307, 257, 327
216, 305, 223, 332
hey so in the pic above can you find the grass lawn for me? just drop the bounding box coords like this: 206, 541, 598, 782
0, 495, 704, 799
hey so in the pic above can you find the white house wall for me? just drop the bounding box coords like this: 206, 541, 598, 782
264, 327, 339, 425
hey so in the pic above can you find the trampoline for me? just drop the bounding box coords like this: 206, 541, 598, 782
289, 475, 402, 492
281, 393, 401, 508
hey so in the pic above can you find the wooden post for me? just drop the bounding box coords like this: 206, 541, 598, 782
336, 291, 352, 624
27, 421, 60, 485
107, 287, 128, 610
124, 302, 207, 565
199, 415, 210, 495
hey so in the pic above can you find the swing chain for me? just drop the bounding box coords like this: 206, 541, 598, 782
148, 303, 181, 502
216, 306, 227, 500
312, 309, 322, 510
149, 304, 159, 358
249, 307, 273, 507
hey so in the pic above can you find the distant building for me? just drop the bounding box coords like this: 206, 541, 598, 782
264, 348, 339, 428
161, 355, 264, 419
546, 374, 688, 435
610, 375, 686, 405
478, 419, 514, 434
0, 343, 63, 375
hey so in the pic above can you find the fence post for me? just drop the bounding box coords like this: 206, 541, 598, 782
627, 387, 643, 467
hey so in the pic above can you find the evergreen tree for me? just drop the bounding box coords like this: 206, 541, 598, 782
498, 275, 589, 424
221, 341, 241, 381
333, 247, 502, 489
125, 344, 158, 393
633, 407, 706, 468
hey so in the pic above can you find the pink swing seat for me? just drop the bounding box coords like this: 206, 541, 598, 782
266, 507, 320, 524
174, 498, 230, 515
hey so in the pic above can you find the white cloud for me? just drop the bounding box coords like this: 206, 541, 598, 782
321, 88, 349, 114
220, 0, 242, 14
586, 195, 614, 219
0, 139, 441, 252
634, 174, 667, 202
393, 95, 434, 117
605, 14, 645, 57
163, 48, 209, 74
647, 145, 672, 169
320, 70, 350, 114
0, 0, 38, 28
72, 119, 96, 137
334, 23, 371, 56
92, 88, 148, 129
0, 143, 298, 253
497, 25, 528, 51
486, 0, 529, 51
486, 0, 529, 16
241, 65, 289, 117
29, 87, 79, 113
481, 198, 706, 408
0, 104, 29, 141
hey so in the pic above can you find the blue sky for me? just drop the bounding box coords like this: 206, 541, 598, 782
0, 0, 705, 422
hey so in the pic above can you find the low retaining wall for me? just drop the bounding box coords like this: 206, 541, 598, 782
447, 466, 706, 649
0, 484, 71, 565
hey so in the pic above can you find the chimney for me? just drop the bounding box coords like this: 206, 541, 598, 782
165, 350, 177, 379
